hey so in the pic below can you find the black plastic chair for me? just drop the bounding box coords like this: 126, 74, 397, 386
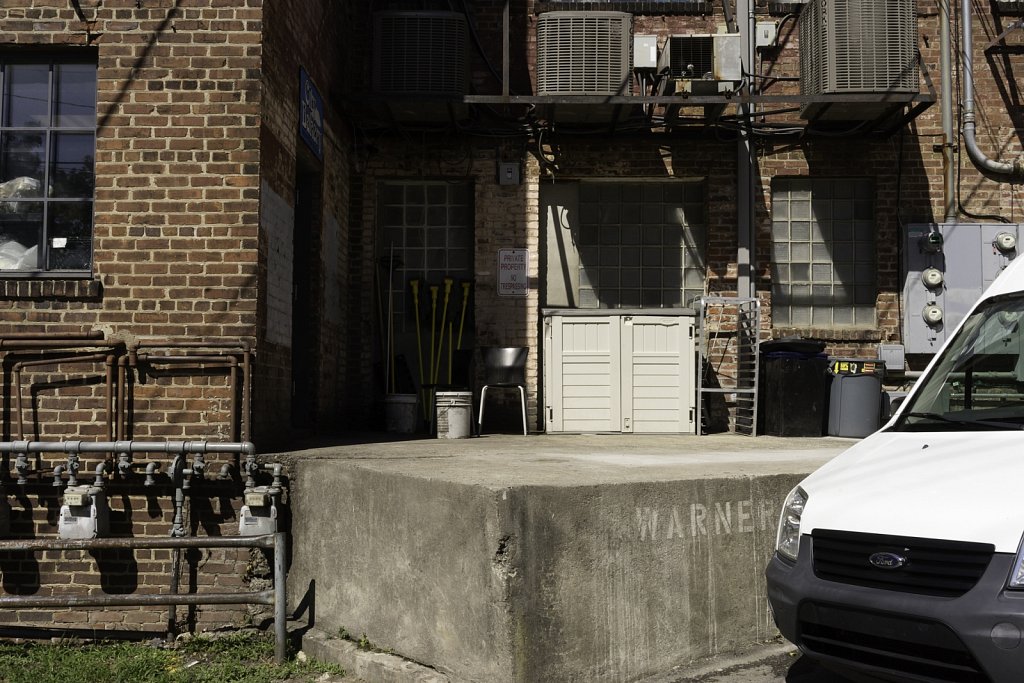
477, 346, 528, 435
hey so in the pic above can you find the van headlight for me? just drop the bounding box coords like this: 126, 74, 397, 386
776, 486, 807, 563
1009, 535, 1024, 589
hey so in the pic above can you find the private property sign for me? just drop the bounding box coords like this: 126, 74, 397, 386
498, 248, 529, 297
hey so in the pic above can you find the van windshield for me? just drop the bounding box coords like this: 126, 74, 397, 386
897, 295, 1024, 431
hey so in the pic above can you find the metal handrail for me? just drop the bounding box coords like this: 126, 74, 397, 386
0, 533, 288, 663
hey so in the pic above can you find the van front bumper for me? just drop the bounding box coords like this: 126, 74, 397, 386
766, 539, 1024, 683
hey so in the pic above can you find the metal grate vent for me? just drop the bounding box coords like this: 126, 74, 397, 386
661, 34, 741, 82
536, 11, 633, 96
799, 0, 918, 96
373, 11, 468, 95
666, 36, 713, 79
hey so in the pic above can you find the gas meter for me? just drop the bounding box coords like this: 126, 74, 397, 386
239, 486, 278, 536
58, 485, 109, 539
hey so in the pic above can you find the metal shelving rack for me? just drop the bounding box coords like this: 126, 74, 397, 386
697, 297, 761, 435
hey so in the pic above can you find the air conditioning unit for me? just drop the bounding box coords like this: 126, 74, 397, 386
373, 11, 468, 96
658, 34, 741, 94
536, 11, 633, 96
995, 0, 1024, 14
799, 0, 918, 120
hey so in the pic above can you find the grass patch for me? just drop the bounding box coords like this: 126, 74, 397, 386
0, 631, 344, 683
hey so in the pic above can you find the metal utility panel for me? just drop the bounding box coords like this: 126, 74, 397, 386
903, 223, 1020, 354
544, 312, 696, 434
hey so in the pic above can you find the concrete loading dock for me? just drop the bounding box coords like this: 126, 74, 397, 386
275, 433, 849, 682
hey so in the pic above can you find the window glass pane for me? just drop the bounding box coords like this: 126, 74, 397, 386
833, 307, 854, 325
4, 64, 49, 128
54, 64, 95, 127
49, 133, 94, 198
0, 200, 42, 269
47, 201, 92, 270
854, 306, 876, 326
426, 205, 446, 227
1, 131, 45, 188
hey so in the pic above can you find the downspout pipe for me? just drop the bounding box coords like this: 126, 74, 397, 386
961, 0, 1024, 180
940, 0, 956, 222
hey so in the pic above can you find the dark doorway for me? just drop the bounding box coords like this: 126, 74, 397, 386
291, 152, 322, 429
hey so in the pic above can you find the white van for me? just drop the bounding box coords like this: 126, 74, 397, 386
766, 253, 1024, 683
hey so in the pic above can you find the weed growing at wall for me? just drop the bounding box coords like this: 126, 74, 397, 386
0, 632, 344, 683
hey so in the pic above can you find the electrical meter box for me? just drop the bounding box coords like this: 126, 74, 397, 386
58, 486, 109, 540
239, 487, 278, 536
903, 223, 1021, 354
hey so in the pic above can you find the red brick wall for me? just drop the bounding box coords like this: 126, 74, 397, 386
0, 0, 350, 634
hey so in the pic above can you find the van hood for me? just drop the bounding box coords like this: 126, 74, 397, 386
799, 431, 1024, 553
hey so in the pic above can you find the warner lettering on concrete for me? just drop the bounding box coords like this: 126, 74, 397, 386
279, 434, 846, 682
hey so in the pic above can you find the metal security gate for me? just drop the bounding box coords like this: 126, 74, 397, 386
698, 297, 761, 435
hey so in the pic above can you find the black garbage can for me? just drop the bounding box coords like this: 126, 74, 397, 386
827, 359, 884, 438
759, 339, 830, 437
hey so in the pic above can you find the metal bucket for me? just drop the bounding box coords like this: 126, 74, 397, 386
436, 391, 472, 439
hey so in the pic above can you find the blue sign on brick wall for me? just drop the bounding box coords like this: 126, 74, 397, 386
299, 67, 324, 161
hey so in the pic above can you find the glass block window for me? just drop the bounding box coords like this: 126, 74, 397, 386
0, 56, 96, 274
576, 181, 706, 309
378, 181, 474, 334
770, 177, 876, 328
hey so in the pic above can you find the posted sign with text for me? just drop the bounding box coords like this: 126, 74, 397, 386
498, 248, 529, 297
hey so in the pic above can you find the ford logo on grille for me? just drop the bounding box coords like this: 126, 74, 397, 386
869, 551, 907, 569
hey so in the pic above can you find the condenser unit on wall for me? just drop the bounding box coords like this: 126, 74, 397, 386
372, 11, 468, 96
658, 34, 741, 94
995, 0, 1024, 13
799, 0, 918, 120
536, 11, 633, 96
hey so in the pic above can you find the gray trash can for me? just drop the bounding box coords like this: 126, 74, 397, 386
827, 359, 883, 438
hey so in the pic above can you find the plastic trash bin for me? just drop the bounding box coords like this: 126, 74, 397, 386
827, 359, 883, 438
759, 339, 830, 437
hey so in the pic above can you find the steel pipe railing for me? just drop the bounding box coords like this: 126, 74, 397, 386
0, 533, 288, 664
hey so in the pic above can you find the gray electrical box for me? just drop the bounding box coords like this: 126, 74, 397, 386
903, 223, 1020, 354
239, 487, 278, 536
58, 485, 109, 540
634, 35, 658, 69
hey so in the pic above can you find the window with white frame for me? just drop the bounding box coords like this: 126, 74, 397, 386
770, 177, 876, 327
0, 56, 96, 274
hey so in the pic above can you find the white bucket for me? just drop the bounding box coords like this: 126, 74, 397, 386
384, 394, 418, 433
435, 391, 473, 439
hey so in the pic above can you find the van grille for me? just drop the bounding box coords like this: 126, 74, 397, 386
798, 602, 989, 682
812, 529, 993, 597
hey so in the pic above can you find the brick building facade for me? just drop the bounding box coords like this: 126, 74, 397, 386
0, 0, 1020, 636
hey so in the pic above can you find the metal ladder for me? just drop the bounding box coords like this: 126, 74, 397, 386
697, 297, 761, 435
